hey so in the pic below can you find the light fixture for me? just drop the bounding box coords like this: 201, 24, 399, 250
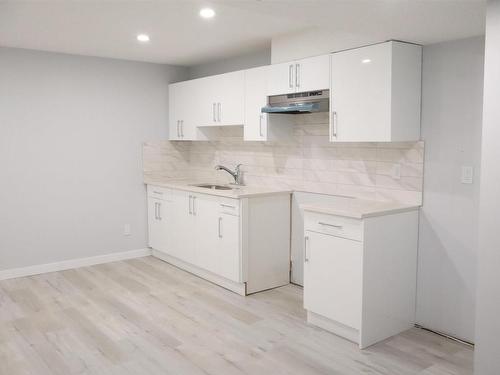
199, 7, 216, 19
137, 34, 150, 43
362, 58, 371, 64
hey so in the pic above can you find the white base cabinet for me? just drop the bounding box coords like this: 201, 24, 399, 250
147, 185, 291, 295
303, 209, 419, 348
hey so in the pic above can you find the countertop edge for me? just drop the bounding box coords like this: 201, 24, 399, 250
301, 204, 420, 219
145, 181, 292, 199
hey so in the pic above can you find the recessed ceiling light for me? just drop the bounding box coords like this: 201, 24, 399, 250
137, 34, 150, 42
199, 8, 216, 19
362, 58, 371, 64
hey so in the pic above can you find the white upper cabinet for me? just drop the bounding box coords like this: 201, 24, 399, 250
168, 80, 198, 141
198, 70, 245, 127
330, 41, 422, 142
268, 54, 330, 96
244, 66, 268, 141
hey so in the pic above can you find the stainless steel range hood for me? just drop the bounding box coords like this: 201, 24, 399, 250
262, 89, 329, 114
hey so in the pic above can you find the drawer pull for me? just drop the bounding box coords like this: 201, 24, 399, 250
220, 204, 236, 209
153, 191, 163, 195
318, 222, 343, 229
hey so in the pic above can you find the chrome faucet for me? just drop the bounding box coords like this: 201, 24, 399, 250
215, 164, 243, 185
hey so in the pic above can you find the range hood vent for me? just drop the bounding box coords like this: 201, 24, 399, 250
262, 90, 329, 114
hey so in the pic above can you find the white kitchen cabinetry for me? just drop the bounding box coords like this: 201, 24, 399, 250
244, 66, 293, 142
268, 54, 330, 96
147, 186, 171, 252
148, 185, 291, 295
303, 208, 419, 348
168, 80, 198, 140
330, 41, 422, 142
195, 70, 245, 127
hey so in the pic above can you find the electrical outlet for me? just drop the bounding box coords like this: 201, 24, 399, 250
461, 166, 474, 184
391, 164, 401, 180
123, 224, 131, 236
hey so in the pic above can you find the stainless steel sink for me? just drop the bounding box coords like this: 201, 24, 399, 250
192, 184, 233, 190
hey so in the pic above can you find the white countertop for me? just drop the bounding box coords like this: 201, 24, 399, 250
301, 199, 420, 219
145, 177, 292, 199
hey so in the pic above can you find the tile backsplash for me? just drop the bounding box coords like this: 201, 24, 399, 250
143, 113, 424, 205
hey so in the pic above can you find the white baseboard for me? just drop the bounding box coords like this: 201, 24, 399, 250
0, 248, 152, 281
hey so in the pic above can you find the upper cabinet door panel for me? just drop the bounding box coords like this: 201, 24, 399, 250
244, 66, 268, 141
216, 70, 245, 126
168, 83, 181, 140
267, 61, 296, 96
331, 43, 392, 142
295, 54, 330, 93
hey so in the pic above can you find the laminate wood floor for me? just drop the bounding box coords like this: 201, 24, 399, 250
0, 256, 473, 375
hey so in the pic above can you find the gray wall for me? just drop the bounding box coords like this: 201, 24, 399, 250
417, 36, 484, 343
188, 48, 271, 79
0, 47, 187, 271
475, 1, 500, 373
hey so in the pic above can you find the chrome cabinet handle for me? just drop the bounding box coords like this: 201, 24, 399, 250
154, 202, 158, 220
318, 221, 343, 229
218, 217, 223, 238
289, 64, 294, 89
295, 63, 300, 88
157, 202, 162, 220
176, 120, 180, 138
259, 114, 264, 137
304, 235, 310, 262
192, 196, 197, 215
213, 103, 216, 122
220, 204, 236, 209
180, 120, 184, 138
332, 111, 338, 139
217, 102, 221, 122
153, 190, 163, 195
188, 195, 192, 215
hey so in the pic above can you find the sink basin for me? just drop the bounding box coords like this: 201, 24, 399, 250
192, 184, 233, 190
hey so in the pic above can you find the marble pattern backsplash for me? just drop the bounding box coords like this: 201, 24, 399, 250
143, 113, 424, 205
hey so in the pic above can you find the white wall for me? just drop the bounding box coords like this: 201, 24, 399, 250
188, 49, 271, 79
417, 37, 484, 343
0, 47, 187, 271
475, 1, 500, 373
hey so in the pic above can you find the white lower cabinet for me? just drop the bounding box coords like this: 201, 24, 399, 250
147, 186, 171, 252
304, 232, 362, 331
147, 185, 291, 295
303, 209, 419, 348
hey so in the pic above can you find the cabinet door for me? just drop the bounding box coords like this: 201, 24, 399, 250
268, 61, 296, 96
295, 55, 330, 93
195, 75, 219, 127
168, 190, 196, 263
244, 66, 268, 141
216, 71, 245, 126
193, 195, 219, 273
330, 43, 392, 142
178, 80, 198, 140
168, 83, 182, 140
216, 213, 240, 282
303, 231, 362, 330
148, 197, 165, 250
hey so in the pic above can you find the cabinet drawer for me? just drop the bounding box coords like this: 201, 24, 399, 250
304, 211, 363, 241
147, 185, 171, 200
217, 197, 240, 216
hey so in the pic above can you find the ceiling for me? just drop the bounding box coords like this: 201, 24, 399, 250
0, 0, 486, 66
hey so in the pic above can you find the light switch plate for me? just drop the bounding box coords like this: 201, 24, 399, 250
461, 166, 474, 184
